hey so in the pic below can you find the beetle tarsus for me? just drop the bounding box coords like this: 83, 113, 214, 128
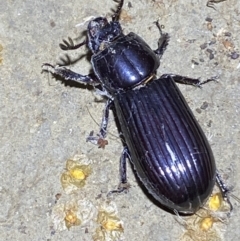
86, 131, 108, 148
216, 172, 233, 212
198, 77, 218, 86
107, 182, 131, 197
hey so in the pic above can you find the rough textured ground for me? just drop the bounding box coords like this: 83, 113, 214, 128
1, 0, 240, 240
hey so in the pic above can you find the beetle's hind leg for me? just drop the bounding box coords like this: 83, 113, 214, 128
108, 147, 131, 196
154, 20, 170, 59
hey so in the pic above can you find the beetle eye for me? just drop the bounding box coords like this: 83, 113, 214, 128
88, 17, 109, 38
87, 17, 122, 53
99, 18, 108, 28
108, 34, 114, 41
90, 26, 98, 37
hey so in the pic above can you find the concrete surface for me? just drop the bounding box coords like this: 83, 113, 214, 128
1, 0, 240, 240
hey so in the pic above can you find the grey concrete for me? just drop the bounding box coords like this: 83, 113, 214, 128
1, 0, 240, 240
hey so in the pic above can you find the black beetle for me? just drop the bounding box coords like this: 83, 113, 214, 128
42, 0, 230, 214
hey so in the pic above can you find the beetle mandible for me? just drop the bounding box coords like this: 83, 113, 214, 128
42, 0, 230, 214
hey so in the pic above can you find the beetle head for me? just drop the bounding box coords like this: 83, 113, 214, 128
87, 17, 122, 53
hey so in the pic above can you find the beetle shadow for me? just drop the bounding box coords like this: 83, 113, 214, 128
49, 32, 94, 89
111, 106, 192, 217
45, 49, 96, 91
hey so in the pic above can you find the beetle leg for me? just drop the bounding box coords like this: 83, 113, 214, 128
87, 99, 113, 148
108, 147, 131, 196
154, 20, 170, 59
111, 0, 124, 22
162, 74, 216, 87
42, 63, 99, 85
216, 172, 233, 211
119, 146, 129, 186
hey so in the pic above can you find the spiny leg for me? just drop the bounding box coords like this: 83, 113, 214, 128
216, 172, 233, 211
108, 146, 131, 196
161, 73, 217, 87
42, 63, 99, 86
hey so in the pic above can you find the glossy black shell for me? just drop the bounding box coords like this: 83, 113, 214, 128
114, 76, 216, 213
43, 2, 218, 215
92, 32, 160, 93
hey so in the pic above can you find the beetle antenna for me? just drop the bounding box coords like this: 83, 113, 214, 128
112, 0, 124, 22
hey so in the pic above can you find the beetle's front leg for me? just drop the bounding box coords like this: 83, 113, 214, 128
87, 99, 113, 148
42, 63, 99, 86
163, 74, 216, 87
